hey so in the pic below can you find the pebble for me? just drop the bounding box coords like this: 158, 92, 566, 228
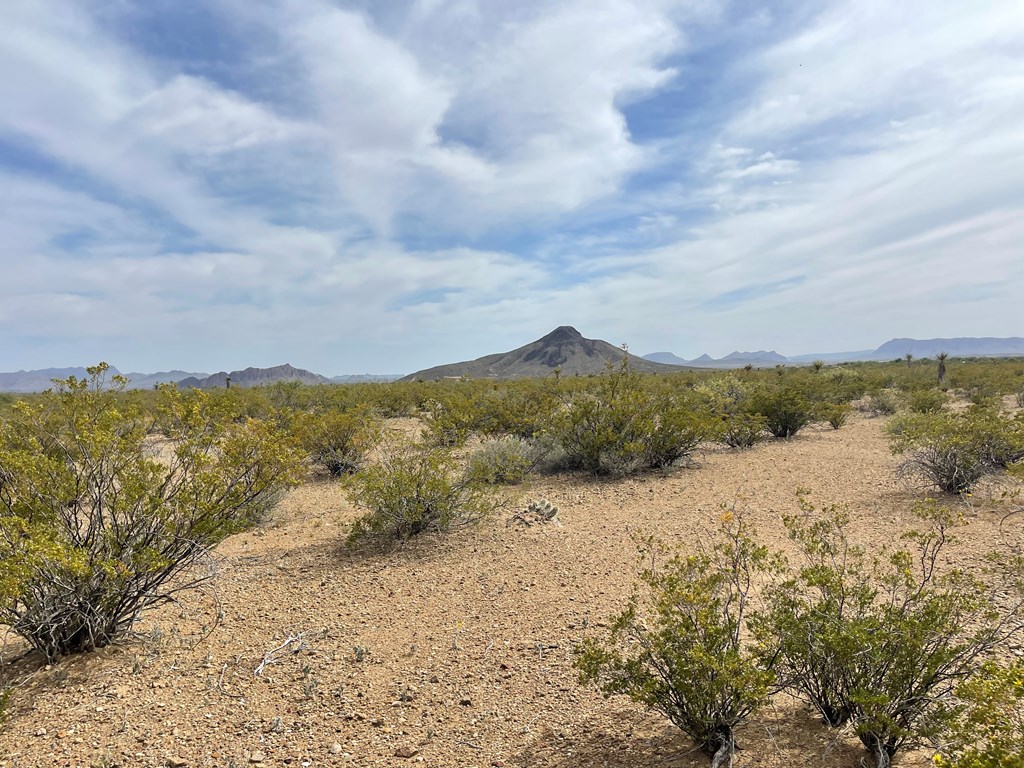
329, 743, 344, 755
394, 746, 419, 758
250, 751, 266, 763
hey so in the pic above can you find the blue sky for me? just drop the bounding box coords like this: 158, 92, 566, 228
2, 0, 1022, 374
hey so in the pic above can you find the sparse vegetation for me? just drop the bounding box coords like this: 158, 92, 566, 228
297, 406, 381, 476
576, 517, 778, 767
750, 386, 814, 438
553, 359, 720, 476
754, 497, 1023, 768
0, 364, 303, 661
888, 407, 1024, 493
467, 436, 532, 485
345, 440, 500, 544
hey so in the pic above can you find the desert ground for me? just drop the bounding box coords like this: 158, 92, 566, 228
1, 411, 1021, 768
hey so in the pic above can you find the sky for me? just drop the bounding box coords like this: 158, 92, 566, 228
2, 0, 1023, 375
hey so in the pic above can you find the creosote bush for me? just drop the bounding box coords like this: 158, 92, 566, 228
554, 359, 720, 477
817, 402, 851, 430
0, 365, 304, 661
936, 661, 1024, 768
753, 496, 1023, 768
345, 440, 500, 545
576, 515, 778, 767
297, 407, 381, 476
467, 436, 532, 485
888, 407, 1024, 493
750, 386, 814, 438
720, 412, 768, 448
905, 387, 948, 414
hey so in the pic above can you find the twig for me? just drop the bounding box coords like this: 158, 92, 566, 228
254, 633, 306, 676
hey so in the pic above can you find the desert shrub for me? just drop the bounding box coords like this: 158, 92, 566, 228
936, 661, 1024, 768
297, 407, 381, 476
721, 412, 768, 448
0, 365, 304, 661
477, 382, 561, 439
346, 441, 499, 544
467, 436, 532, 485
905, 387, 948, 414
1017, 387, 1024, 409
754, 499, 1022, 768
817, 402, 851, 430
554, 360, 719, 476
889, 408, 1024, 493
864, 389, 900, 416
421, 394, 482, 448
750, 386, 814, 438
576, 517, 778, 766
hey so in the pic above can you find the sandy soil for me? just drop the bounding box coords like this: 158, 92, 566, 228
1, 413, 1021, 768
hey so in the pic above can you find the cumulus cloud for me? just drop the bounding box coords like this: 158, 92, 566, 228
1, 0, 1022, 371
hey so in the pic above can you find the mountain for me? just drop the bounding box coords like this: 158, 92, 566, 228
177, 364, 331, 389
642, 350, 789, 369
330, 374, 405, 383
123, 370, 210, 390
788, 350, 876, 363
871, 337, 1024, 360
0, 366, 100, 392
721, 350, 788, 364
643, 351, 690, 366
0, 366, 208, 393
402, 326, 689, 381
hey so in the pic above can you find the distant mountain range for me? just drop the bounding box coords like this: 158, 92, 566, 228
645, 350, 788, 368
645, 337, 1024, 368
0, 364, 402, 393
401, 326, 688, 381
0, 366, 210, 393
3, 335, 1021, 392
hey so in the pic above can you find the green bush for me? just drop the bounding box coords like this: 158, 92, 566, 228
554, 360, 719, 476
888, 408, 1024, 493
754, 499, 1021, 768
720, 412, 768, 448
905, 387, 948, 414
345, 441, 499, 544
297, 407, 381, 476
937, 661, 1024, 768
750, 386, 814, 438
0, 365, 303, 661
477, 382, 560, 439
467, 436, 532, 485
576, 518, 778, 766
817, 402, 851, 430
421, 395, 481, 448
865, 390, 900, 417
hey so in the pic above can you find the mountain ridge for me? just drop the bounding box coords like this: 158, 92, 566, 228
401, 326, 689, 381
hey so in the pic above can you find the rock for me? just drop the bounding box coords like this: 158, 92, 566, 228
250, 752, 266, 764
459, 698, 472, 706
329, 743, 344, 755
394, 746, 419, 758
167, 759, 188, 768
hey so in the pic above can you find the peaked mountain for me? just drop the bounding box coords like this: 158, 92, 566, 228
177, 364, 331, 389
401, 326, 689, 381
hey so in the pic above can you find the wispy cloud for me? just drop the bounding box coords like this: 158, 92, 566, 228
1, 0, 1022, 371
